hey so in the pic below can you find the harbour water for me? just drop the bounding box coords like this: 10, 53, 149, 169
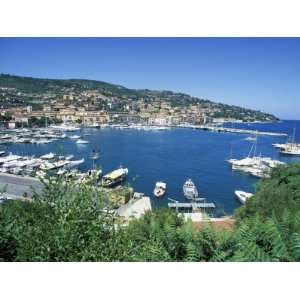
1, 120, 300, 215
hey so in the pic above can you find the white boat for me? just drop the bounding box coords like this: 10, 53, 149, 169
0, 153, 21, 165
57, 168, 67, 176
50, 123, 80, 132
235, 190, 254, 204
69, 135, 81, 140
280, 144, 300, 155
40, 152, 55, 160
245, 136, 257, 142
76, 139, 89, 144
0, 151, 5, 156
183, 179, 198, 200
153, 181, 167, 198
65, 154, 74, 160
65, 158, 85, 169
101, 167, 128, 187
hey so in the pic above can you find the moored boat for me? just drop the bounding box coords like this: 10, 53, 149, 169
153, 181, 167, 197
101, 167, 128, 187
40, 152, 55, 160
183, 179, 198, 200
76, 139, 89, 144
235, 190, 254, 204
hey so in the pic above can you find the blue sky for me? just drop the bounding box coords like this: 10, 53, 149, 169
0, 38, 299, 119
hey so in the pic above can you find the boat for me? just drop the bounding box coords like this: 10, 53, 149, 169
153, 181, 167, 197
57, 168, 67, 176
76, 139, 89, 144
183, 179, 198, 200
235, 190, 254, 204
245, 136, 257, 142
65, 154, 74, 160
69, 135, 81, 140
40, 152, 55, 160
280, 144, 300, 155
0, 151, 5, 156
0, 153, 21, 165
65, 158, 85, 169
50, 123, 80, 131
40, 160, 68, 171
276, 125, 300, 155
101, 167, 128, 187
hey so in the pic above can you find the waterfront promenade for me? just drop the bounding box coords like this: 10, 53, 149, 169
0, 172, 43, 199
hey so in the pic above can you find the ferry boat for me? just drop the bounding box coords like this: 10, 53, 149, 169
101, 167, 128, 187
183, 179, 198, 200
153, 181, 166, 197
76, 139, 89, 144
235, 190, 254, 204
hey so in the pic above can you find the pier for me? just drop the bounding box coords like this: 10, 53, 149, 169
168, 202, 216, 209
196, 125, 287, 137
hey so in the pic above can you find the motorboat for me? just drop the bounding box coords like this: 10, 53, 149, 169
101, 167, 128, 187
0, 153, 22, 165
153, 181, 167, 197
0, 151, 5, 156
69, 135, 81, 140
50, 123, 80, 131
183, 179, 198, 200
57, 168, 67, 176
65, 158, 85, 169
65, 154, 74, 160
76, 139, 89, 144
40, 152, 55, 160
235, 190, 254, 204
245, 136, 257, 142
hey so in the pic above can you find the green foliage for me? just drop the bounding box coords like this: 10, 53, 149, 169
1, 164, 300, 261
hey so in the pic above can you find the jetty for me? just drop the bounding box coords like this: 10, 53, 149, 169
196, 125, 287, 137
168, 202, 216, 209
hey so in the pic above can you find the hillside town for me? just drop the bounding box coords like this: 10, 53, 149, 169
0, 75, 278, 129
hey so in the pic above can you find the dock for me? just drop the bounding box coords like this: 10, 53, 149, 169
196, 125, 287, 137
168, 202, 216, 209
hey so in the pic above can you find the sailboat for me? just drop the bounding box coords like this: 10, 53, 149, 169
279, 124, 300, 155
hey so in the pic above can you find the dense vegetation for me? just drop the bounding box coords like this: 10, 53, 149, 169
1, 164, 300, 262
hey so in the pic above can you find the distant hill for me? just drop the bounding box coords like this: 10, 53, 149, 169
0, 74, 279, 121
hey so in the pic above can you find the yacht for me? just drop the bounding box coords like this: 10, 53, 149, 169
183, 179, 198, 200
65, 154, 74, 160
40, 152, 55, 160
235, 190, 254, 204
69, 135, 81, 140
76, 139, 89, 144
0, 153, 21, 165
153, 181, 167, 198
101, 167, 128, 187
65, 158, 85, 169
280, 144, 300, 155
245, 136, 257, 142
50, 123, 80, 132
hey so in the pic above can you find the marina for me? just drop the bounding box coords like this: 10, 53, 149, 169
0, 120, 299, 215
